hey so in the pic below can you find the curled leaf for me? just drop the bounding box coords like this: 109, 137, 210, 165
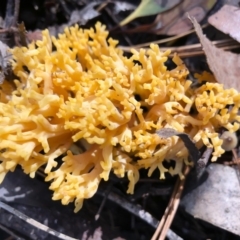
157, 128, 200, 165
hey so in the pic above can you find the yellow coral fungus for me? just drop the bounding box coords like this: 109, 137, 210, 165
0, 22, 240, 212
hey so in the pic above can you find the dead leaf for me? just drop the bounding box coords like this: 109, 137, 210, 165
82, 227, 103, 240
69, 2, 100, 25
157, 128, 200, 165
153, 0, 217, 35
119, 0, 182, 26
113, 2, 136, 14
190, 16, 240, 91
181, 163, 240, 236
208, 4, 240, 43
0, 40, 12, 84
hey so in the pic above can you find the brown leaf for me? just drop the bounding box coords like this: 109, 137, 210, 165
154, 0, 217, 35
208, 5, 240, 43
190, 16, 240, 91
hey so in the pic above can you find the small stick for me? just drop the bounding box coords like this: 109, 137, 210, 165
195, 147, 212, 179
151, 165, 190, 240
119, 39, 240, 58
127, 24, 208, 49
159, 166, 190, 240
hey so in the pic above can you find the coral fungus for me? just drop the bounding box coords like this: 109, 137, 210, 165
0, 22, 240, 212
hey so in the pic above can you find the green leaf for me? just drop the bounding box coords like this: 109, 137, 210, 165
119, 0, 182, 26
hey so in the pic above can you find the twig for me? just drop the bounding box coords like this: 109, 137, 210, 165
129, 23, 208, 49
0, 201, 78, 240
151, 177, 179, 240
120, 38, 236, 51
195, 148, 212, 179
151, 165, 190, 240
119, 39, 240, 58
159, 167, 189, 240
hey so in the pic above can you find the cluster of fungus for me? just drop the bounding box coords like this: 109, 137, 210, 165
0, 23, 240, 212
